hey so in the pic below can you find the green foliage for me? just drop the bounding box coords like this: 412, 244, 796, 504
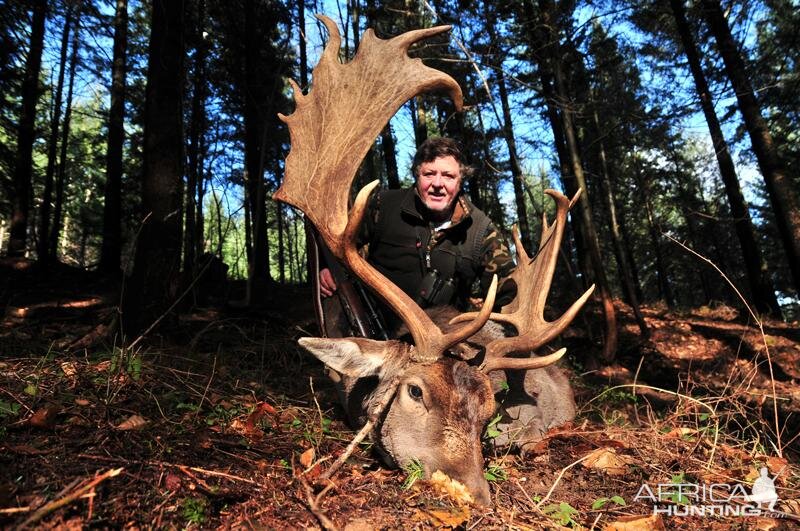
402, 459, 424, 490
668, 472, 690, 504
541, 501, 580, 527
591, 495, 626, 509
484, 464, 507, 483
181, 497, 207, 525
484, 413, 503, 439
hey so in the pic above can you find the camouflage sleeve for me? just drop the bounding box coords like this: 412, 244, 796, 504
475, 224, 517, 308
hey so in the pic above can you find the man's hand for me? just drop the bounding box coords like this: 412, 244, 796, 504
319, 268, 337, 297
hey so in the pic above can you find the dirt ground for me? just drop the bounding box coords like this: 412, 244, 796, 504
1, 259, 798, 529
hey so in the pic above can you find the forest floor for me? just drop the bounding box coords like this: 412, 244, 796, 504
1, 258, 799, 530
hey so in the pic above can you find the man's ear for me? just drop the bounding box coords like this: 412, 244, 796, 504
298, 337, 395, 377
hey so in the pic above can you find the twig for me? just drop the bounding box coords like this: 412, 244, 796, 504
298, 472, 338, 531
318, 420, 374, 481
76, 454, 261, 486
666, 234, 782, 456
127, 251, 215, 352
536, 455, 591, 508
193, 349, 217, 420
17, 468, 123, 529
318, 379, 399, 482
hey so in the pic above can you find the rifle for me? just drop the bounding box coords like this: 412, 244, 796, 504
306, 219, 388, 340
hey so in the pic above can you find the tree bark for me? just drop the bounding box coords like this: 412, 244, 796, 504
591, 105, 649, 338
671, 0, 781, 316
8, 0, 47, 257
184, 0, 206, 275
538, 0, 617, 362
483, 2, 532, 252
381, 124, 400, 189
243, 0, 269, 286
49, 6, 82, 260
121, 0, 185, 337
700, 0, 800, 296
37, 3, 73, 264
100, 0, 128, 274
632, 157, 675, 307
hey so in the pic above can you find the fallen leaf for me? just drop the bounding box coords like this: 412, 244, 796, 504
60, 361, 78, 377
299, 447, 315, 469
164, 472, 182, 491
26, 405, 60, 429
664, 427, 697, 439
244, 402, 277, 433
766, 456, 789, 476
604, 514, 665, 531
425, 507, 471, 528
582, 447, 636, 476
116, 414, 148, 431
429, 470, 474, 505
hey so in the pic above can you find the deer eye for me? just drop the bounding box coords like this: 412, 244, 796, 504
407, 384, 423, 401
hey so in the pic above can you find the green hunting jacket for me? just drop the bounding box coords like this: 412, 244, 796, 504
362, 187, 516, 311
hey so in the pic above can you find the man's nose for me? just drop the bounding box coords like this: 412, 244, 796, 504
431, 174, 443, 186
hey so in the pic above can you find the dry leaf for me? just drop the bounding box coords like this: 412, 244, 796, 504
60, 361, 78, 377
429, 470, 474, 505
582, 447, 635, 475
604, 514, 665, 531
244, 402, 277, 434
164, 472, 182, 491
299, 447, 315, 469
425, 507, 471, 528
766, 456, 789, 476
116, 414, 148, 431
26, 405, 60, 429
664, 427, 697, 439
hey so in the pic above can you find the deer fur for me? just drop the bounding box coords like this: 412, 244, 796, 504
300, 306, 576, 506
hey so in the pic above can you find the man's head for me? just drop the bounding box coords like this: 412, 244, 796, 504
412, 137, 464, 221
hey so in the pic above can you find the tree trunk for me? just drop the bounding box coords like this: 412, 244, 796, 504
243, 0, 269, 286
671, 0, 781, 316
700, 0, 800, 296
483, 4, 532, 251
184, 0, 206, 275
121, 0, 185, 337
100, 0, 128, 274
591, 105, 649, 338
615, 199, 644, 302
277, 203, 286, 283
298, 0, 308, 89
8, 0, 47, 257
381, 124, 400, 189
538, 0, 617, 362
632, 157, 675, 307
411, 96, 428, 147
37, 3, 73, 264
49, 6, 82, 260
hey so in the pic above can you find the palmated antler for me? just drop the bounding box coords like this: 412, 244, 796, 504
274, 16, 496, 363
451, 189, 595, 372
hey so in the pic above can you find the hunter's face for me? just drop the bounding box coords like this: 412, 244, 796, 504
416, 156, 462, 220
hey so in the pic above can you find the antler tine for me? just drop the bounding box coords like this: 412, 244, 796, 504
343, 181, 498, 363
450, 189, 594, 372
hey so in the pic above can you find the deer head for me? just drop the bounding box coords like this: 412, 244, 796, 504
274, 16, 594, 506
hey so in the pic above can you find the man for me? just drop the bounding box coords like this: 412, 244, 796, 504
319, 137, 515, 324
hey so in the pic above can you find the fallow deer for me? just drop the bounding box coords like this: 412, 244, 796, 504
273, 15, 594, 505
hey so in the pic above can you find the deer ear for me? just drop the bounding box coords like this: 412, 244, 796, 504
298, 337, 392, 377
